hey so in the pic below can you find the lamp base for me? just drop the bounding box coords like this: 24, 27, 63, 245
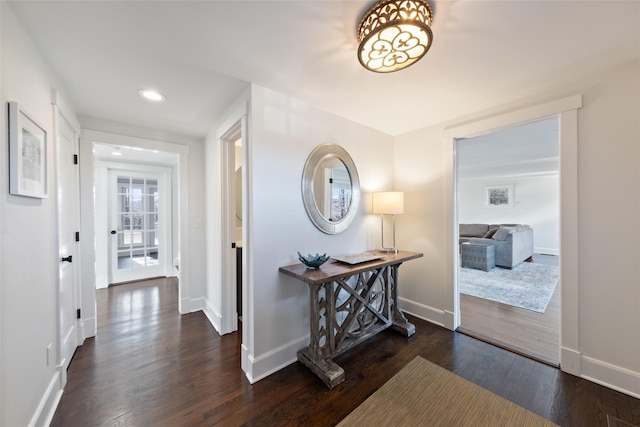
379, 214, 399, 255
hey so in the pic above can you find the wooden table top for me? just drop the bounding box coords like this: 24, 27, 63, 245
279, 250, 423, 286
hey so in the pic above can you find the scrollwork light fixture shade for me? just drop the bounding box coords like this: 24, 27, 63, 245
357, 0, 434, 73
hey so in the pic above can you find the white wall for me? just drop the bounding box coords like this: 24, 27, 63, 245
394, 58, 640, 398
205, 85, 395, 382
458, 174, 560, 254
0, 4, 71, 425
248, 85, 394, 381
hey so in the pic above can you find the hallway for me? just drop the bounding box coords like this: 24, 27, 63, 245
51, 278, 244, 426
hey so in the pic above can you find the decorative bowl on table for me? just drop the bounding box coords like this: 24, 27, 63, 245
297, 252, 330, 269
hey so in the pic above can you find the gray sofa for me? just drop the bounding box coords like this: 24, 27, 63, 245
459, 223, 534, 268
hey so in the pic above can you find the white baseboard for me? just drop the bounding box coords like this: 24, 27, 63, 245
560, 347, 639, 398
178, 297, 191, 314
443, 310, 456, 331
581, 356, 640, 399
77, 319, 86, 343
241, 343, 249, 376
560, 346, 581, 376
203, 298, 222, 335
243, 335, 308, 384
534, 247, 559, 256
29, 372, 63, 427
56, 360, 68, 390
399, 297, 446, 328
82, 316, 97, 340
190, 297, 206, 312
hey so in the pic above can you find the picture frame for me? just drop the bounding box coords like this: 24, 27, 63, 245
485, 185, 513, 207
8, 101, 48, 198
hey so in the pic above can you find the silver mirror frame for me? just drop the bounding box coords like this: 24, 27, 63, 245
302, 143, 360, 234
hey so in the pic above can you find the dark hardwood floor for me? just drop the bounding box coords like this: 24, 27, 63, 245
51, 277, 640, 427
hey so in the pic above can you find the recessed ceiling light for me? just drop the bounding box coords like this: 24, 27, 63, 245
138, 89, 166, 102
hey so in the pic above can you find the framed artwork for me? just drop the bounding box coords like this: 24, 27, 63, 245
8, 101, 48, 198
485, 185, 513, 207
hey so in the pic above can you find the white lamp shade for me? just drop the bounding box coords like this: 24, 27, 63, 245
372, 192, 404, 215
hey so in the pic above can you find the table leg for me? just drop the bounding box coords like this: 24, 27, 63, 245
297, 282, 345, 389
297, 348, 345, 389
389, 264, 415, 337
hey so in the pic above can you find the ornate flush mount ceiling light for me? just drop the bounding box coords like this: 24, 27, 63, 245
357, 0, 434, 73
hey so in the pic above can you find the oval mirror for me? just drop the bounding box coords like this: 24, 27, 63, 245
302, 143, 360, 234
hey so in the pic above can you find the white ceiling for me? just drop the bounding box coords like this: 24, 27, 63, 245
7, 0, 640, 139
93, 143, 179, 166
457, 116, 559, 179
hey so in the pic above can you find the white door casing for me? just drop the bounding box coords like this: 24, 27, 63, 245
443, 94, 582, 375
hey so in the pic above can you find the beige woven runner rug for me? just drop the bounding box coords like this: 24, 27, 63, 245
338, 356, 558, 426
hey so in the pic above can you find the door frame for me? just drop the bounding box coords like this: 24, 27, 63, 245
453, 116, 561, 364
443, 94, 582, 376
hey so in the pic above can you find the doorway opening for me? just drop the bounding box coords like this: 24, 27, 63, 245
93, 143, 178, 289
221, 119, 244, 334
440, 94, 581, 375
455, 117, 561, 365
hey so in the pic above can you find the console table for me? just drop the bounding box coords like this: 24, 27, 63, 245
279, 250, 423, 389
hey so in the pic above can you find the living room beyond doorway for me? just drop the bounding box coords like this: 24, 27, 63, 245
456, 116, 561, 365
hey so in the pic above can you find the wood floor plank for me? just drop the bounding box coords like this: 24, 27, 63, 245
459, 256, 561, 365
51, 277, 640, 427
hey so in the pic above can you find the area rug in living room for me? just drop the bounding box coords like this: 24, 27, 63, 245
337, 356, 558, 426
458, 262, 559, 313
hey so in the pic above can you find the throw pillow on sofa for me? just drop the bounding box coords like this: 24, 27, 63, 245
483, 228, 499, 238
492, 227, 513, 241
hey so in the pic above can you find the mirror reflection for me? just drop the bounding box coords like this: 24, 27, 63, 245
312, 158, 352, 222
301, 143, 360, 234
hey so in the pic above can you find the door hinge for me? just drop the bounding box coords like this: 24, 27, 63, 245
76, 309, 81, 319
329, 178, 334, 184
75, 231, 80, 242
231, 242, 236, 249
73, 154, 78, 165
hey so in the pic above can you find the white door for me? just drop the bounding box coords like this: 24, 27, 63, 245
109, 170, 168, 284
324, 165, 351, 222
56, 111, 80, 383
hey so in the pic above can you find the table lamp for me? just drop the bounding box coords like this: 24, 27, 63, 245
372, 192, 404, 253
